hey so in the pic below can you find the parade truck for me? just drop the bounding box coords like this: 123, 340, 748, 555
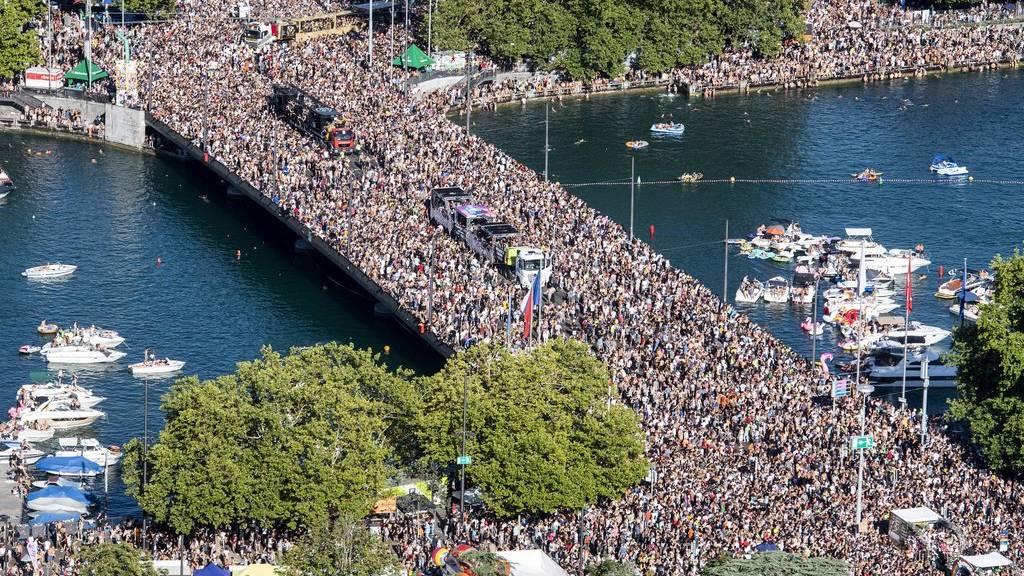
467, 222, 519, 264
451, 204, 497, 240
243, 21, 296, 49
429, 187, 473, 231
270, 85, 355, 152
504, 246, 553, 288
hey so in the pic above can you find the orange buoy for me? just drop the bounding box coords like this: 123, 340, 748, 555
383, 345, 390, 355
649, 224, 655, 239
235, 249, 241, 260
156, 257, 163, 266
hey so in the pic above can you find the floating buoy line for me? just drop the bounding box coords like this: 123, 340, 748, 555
558, 175, 1024, 188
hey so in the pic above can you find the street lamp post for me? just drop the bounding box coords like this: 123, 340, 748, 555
543, 103, 549, 182
459, 372, 468, 520
142, 371, 150, 550
629, 156, 635, 238
855, 383, 874, 530
920, 357, 930, 445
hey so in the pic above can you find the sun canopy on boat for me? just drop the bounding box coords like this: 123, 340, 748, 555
764, 225, 785, 236
393, 44, 434, 69
844, 227, 872, 237
27, 485, 90, 504
957, 289, 981, 303
932, 153, 953, 165
64, 59, 108, 86
36, 456, 103, 475
29, 511, 81, 525
194, 564, 231, 576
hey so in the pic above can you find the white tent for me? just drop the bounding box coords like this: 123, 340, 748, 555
889, 507, 942, 545
960, 552, 1013, 573
497, 550, 572, 576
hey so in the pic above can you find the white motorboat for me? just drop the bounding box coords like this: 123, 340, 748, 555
884, 322, 951, 347
20, 400, 104, 430
31, 477, 81, 490
45, 325, 125, 349
734, 277, 764, 303
763, 276, 791, 303
650, 122, 685, 135
55, 438, 122, 466
19, 383, 104, 408
930, 154, 969, 176
129, 358, 186, 376
869, 351, 958, 385
0, 441, 44, 464
935, 271, 987, 299
0, 169, 13, 198
26, 490, 89, 514
854, 249, 931, 274
835, 228, 887, 257
22, 264, 77, 279
4, 426, 55, 442
41, 345, 126, 364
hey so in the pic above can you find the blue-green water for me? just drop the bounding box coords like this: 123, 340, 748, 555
470, 68, 1024, 410
0, 133, 437, 518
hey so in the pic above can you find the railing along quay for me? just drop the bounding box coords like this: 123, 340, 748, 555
144, 114, 456, 359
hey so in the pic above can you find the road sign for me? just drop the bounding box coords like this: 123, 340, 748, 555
850, 435, 874, 450
456, 455, 472, 465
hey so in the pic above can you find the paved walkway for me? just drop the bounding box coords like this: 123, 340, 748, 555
0, 465, 24, 525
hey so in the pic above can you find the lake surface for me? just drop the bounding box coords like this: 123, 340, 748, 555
0, 132, 438, 518
470, 68, 1024, 412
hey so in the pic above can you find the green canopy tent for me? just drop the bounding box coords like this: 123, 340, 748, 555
392, 45, 434, 69
64, 59, 109, 87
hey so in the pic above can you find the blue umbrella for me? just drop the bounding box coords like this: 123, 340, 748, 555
27, 485, 91, 504
194, 564, 231, 576
35, 456, 103, 476
955, 289, 981, 303
29, 512, 80, 525
754, 542, 780, 553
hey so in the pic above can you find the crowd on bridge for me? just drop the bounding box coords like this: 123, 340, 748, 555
16, 0, 1024, 574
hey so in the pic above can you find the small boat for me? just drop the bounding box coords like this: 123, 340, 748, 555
835, 228, 887, 257
625, 140, 649, 150
26, 485, 91, 514
869, 350, 958, 385
935, 270, 987, 299
800, 317, 824, 335
871, 272, 895, 288
34, 455, 104, 478
55, 438, 121, 466
0, 441, 44, 464
884, 321, 951, 347
19, 345, 41, 354
735, 277, 764, 304
37, 321, 59, 335
852, 168, 883, 181
0, 169, 14, 199
650, 122, 685, 135
41, 345, 126, 364
929, 154, 968, 176
20, 400, 105, 430
677, 172, 703, 182
763, 276, 791, 303
31, 477, 81, 490
20, 383, 105, 408
854, 248, 931, 274
129, 358, 186, 376
22, 264, 77, 279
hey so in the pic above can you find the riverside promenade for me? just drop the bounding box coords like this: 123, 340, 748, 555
44, 0, 1024, 573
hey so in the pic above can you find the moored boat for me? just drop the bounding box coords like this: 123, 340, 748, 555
763, 276, 791, 303
625, 140, 649, 150
650, 122, 685, 135
40, 345, 126, 364
735, 277, 764, 304
22, 264, 77, 279
929, 154, 968, 176
0, 169, 14, 199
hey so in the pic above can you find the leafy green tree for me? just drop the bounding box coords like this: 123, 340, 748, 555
124, 0, 177, 18
701, 552, 848, 576
586, 559, 636, 576
416, 339, 647, 517
0, 0, 43, 79
124, 344, 412, 533
79, 543, 164, 576
948, 251, 1024, 472
280, 514, 399, 576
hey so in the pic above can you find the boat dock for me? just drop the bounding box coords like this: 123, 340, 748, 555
143, 115, 455, 359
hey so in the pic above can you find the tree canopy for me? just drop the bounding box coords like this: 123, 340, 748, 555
415, 339, 648, 517
701, 552, 848, 576
280, 513, 399, 576
948, 251, 1024, 473
78, 543, 164, 576
425, 0, 805, 79
123, 344, 414, 533
0, 0, 43, 79
123, 0, 177, 18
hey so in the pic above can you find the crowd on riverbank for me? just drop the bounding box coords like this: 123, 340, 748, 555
17, 0, 1024, 574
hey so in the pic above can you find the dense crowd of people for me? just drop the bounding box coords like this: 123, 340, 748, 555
12, 0, 1024, 574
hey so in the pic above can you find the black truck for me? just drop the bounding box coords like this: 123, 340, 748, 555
270, 85, 354, 152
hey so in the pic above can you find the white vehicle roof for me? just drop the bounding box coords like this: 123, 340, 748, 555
892, 506, 941, 524
845, 227, 873, 237
960, 552, 1013, 569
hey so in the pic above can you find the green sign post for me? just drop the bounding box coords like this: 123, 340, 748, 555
456, 455, 472, 465
850, 435, 875, 450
